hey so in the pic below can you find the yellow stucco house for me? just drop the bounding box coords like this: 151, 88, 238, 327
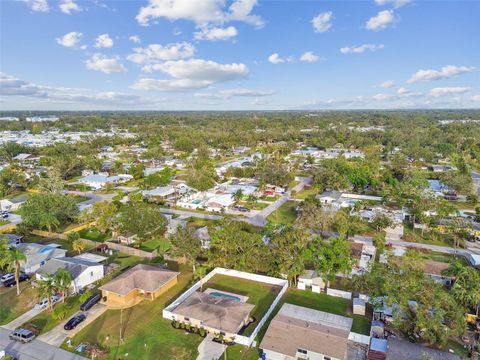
99, 264, 179, 308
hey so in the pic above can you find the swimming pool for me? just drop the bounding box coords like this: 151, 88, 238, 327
208, 291, 241, 302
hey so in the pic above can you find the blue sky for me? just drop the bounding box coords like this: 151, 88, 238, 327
0, 0, 479, 110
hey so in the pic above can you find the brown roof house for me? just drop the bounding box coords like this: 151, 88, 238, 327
99, 264, 179, 308
260, 303, 353, 360
170, 291, 255, 341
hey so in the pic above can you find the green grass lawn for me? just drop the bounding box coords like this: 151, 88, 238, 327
267, 201, 298, 225
78, 227, 110, 242
203, 274, 282, 336
139, 238, 171, 254
63, 264, 201, 360
293, 186, 319, 200
0, 282, 37, 325
403, 226, 455, 248
225, 344, 260, 360
24, 294, 82, 334
0, 219, 10, 226
256, 289, 371, 342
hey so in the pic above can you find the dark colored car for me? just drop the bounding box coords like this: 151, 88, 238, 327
80, 292, 101, 311
234, 205, 250, 212
64, 314, 86, 330
3, 274, 30, 287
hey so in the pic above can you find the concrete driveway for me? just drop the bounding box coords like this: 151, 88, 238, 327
0, 327, 86, 360
38, 304, 107, 347
197, 334, 226, 360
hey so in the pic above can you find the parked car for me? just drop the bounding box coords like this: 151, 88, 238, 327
34, 295, 61, 310
64, 314, 86, 330
233, 205, 250, 212
3, 274, 30, 287
80, 292, 101, 311
1, 272, 14, 283
9, 328, 35, 343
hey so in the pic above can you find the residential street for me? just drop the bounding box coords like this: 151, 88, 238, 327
37, 304, 107, 347
63, 190, 116, 211
0, 327, 86, 360
159, 207, 224, 221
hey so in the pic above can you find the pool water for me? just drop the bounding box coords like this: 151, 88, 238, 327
209, 291, 241, 302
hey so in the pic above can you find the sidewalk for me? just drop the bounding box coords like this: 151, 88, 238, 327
1, 307, 45, 331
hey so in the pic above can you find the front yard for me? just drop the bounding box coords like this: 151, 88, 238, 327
203, 274, 283, 336
0, 282, 37, 325
62, 263, 201, 360
266, 200, 298, 225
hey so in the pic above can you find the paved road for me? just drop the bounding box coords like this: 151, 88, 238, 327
2, 307, 45, 331
63, 190, 116, 211
38, 304, 107, 347
0, 327, 86, 360
159, 208, 224, 221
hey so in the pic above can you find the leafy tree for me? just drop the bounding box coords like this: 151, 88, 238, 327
371, 213, 394, 233
81, 201, 118, 234
304, 236, 354, 289
0, 167, 26, 197
334, 211, 364, 239
208, 220, 270, 273
35, 275, 60, 312
6, 247, 26, 296
444, 262, 480, 310
270, 227, 308, 286
297, 197, 335, 233
233, 189, 244, 203
170, 226, 202, 273
372, 232, 387, 255
0, 142, 30, 161
0, 237, 9, 270
128, 163, 145, 180
37, 169, 66, 193
141, 167, 175, 189
20, 193, 79, 232
115, 203, 166, 240
257, 161, 293, 187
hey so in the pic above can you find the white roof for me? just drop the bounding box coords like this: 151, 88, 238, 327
467, 254, 480, 266
74, 253, 108, 263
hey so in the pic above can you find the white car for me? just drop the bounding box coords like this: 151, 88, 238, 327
1, 273, 14, 283
34, 295, 61, 310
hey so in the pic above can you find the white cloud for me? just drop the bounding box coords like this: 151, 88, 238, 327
472, 95, 480, 102
300, 51, 320, 63
195, 88, 275, 99
59, 0, 81, 14
375, 0, 411, 8
312, 11, 333, 33
251, 98, 269, 106
129, 35, 141, 44
22, 0, 49, 12
136, 0, 263, 28
378, 80, 395, 88
407, 65, 476, 83
0, 72, 164, 108
366, 10, 396, 31
429, 87, 471, 97
127, 42, 195, 64
132, 59, 248, 91
194, 26, 238, 41
85, 54, 127, 74
340, 44, 384, 54
56, 32, 83, 48
94, 34, 114, 48
397, 87, 410, 95
268, 53, 293, 64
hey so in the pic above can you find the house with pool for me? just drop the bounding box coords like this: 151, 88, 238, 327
163, 268, 288, 345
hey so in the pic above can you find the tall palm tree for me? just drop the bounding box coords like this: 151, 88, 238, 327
54, 269, 72, 303
7, 246, 26, 296
72, 239, 86, 255
35, 275, 59, 312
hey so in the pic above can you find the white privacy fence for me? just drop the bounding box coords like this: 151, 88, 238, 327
163, 267, 288, 346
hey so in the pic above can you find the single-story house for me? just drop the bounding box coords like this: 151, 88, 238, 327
142, 185, 176, 202
0, 199, 21, 212
260, 303, 353, 360
99, 264, 179, 308
16, 243, 67, 274
170, 290, 254, 340
78, 174, 133, 190
36, 257, 104, 293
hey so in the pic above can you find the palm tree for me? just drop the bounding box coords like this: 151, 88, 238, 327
72, 239, 86, 255
54, 269, 72, 303
35, 275, 59, 312
233, 189, 243, 203
7, 246, 26, 296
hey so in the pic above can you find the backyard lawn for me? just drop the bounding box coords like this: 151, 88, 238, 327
0, 282, 37, 325
266, 201, 298, 225
78, 227, 110, 242
293, 185, 319, 200
225, 344, 259, 360
139, 238, 171, 254
63, 263, 201, 360
257, 289, 371, 342
203, 274, 283, 336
